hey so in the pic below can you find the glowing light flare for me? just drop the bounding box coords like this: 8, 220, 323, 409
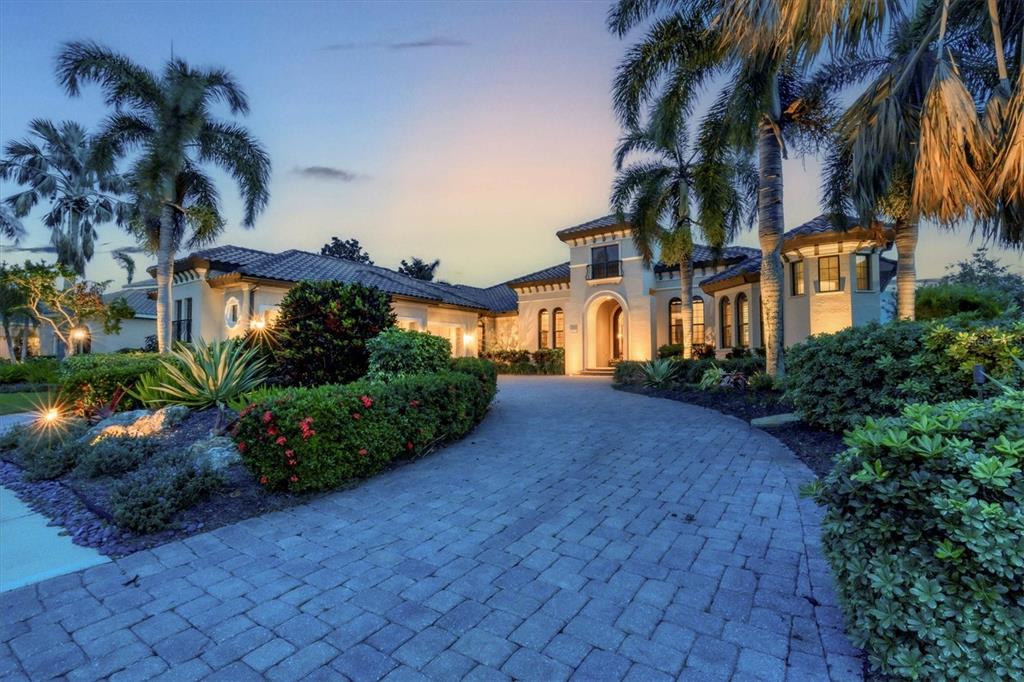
30, 396, 72, 436
71, 328, 88, 340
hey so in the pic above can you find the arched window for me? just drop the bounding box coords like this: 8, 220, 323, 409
692, 297, 705, 350
720, 297, 732, 348
538, 309, 550, 349
552, 308, 564, 348
736, 293, 750, 347
669, 298, 682, 345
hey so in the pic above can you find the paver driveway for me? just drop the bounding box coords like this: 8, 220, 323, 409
2, 377, 862, 681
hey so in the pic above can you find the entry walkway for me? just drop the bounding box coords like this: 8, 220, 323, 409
2, 377, 861, 680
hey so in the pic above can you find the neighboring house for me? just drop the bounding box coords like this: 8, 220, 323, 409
91, 213, 898, 373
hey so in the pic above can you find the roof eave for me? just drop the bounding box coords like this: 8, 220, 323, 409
700, 271, 760, 294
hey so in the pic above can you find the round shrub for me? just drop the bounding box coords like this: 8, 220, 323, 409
58, 352, 167, 414
807, 391, 1024, 679
109, 455, 221, 533
916, 282, 1012, 321
367, 328, 451, 380
785, 318, 1024, 431
275, 280, 396, 386
72, 436, 159, 478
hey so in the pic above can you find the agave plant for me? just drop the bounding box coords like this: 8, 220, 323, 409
132, 339, 268, 430
640, 358, 680, 389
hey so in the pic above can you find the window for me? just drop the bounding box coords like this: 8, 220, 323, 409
692, 297, 705, 351
720, 297, 732, 348
174, 297, 193, 343
477, 319, 486, 355
790, 260, 805, 295
553, 308, 565, 348
669, 298, 683, 344
225, 297, 241, 328
736, 293, 750, 347
589, 244, 621, 279
855, 254, 871, 290
538, 309, 550, 349
818, 255, 841, 292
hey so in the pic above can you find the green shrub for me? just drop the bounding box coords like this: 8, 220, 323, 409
367, 329, 451, 380
531, 348, 565, 374
72, 436, 159, 479
916, 282, 1011, 320
275, 280, 396, 386
698, 365, 726, 390
484, 349, 531, 364
786, 318, 1024, 431
807, 391, 1024, 679
58, 353, 166, 414
450, 357, 498, 414
12, 419, 90, 480
0, 358, 59, 385
110, 455, 221, 533
613, 361, 645, 384
131, 339, 267, 426
658, 343, 682, 358
748, 371, 775, 391
232, 370, 494, 493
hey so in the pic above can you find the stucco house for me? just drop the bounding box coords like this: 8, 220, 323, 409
87, 213, 897, 373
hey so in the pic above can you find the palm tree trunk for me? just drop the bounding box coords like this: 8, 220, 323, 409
155, 205, 176, 352
757, 99, 786, 377
679, 258, 694, 359
894, 219, 918, 320
18, 323, 29, 361
2, 319, 16, 362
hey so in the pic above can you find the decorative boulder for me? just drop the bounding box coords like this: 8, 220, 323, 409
188, 436, 241, 471
83, 405, 190, 444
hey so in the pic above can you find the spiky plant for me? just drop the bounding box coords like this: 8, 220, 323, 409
57, 41, 271, 352
639, 357, 682, 388
131, 339, 269, 430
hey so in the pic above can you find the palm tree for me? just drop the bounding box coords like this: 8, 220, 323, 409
611, 104, 755, 359
609, 1, 838, 375
397, 257, 441, 281
57, 41, 271, 352
0, 119, 123, 276
0, 205, 26, 243
820, 1, 1023, 318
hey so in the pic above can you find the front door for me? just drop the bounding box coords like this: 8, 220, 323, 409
612, 307, 623, 361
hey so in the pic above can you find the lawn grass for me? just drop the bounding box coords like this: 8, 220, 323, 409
0, 391, 49, 416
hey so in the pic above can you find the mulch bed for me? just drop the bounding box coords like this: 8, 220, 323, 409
0, 409, 317, 558
614, 383, 845, 479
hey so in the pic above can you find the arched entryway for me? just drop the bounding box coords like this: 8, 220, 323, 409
584, 292, 628, 369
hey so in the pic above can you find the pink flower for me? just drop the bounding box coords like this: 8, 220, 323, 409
358, 448, 368, 457
285, 449, 294, 457
263, 410, 273, 423
352, 413, 361, 420
406, 441, 414, 451
259, 476, 268, 485
360, 395, 374, 408
289, 475, 299, 483
409, 400, 421, 408
276, 436, 287, 446
237, 442, 247, 453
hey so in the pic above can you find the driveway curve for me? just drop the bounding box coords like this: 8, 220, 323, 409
2, 377, 862, 681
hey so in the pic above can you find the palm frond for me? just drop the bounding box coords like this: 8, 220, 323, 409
57, 40, 162, 109
196, 122, 271, 227
112, 250, 136, 284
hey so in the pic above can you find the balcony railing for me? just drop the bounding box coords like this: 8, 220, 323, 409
586, 260, 622, 280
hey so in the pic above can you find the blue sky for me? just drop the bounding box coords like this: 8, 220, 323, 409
1, 0, 1020, 288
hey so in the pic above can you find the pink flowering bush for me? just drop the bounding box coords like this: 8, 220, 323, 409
232, 365, 496, 492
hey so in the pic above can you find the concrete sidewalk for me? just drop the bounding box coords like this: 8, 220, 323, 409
0, 413, 109, 593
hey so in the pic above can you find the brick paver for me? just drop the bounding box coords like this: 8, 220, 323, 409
1, 377, 861, 680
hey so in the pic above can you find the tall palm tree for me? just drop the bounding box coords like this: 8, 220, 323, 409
0, 119, 123, 276
0, 205, 26, 243
611, 104, 755, 358
820, 0, 1023, 318
609, 1, 838, 375
57, 41, 271, 351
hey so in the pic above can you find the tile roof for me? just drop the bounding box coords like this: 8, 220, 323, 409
105, 287, 156, 318
654, 245, 760, 274
191, 245, 275, 268
783, 214, 859, 240
444, 283, 519, 314
555, 215, 627, 241
506, 262, 571, 287
229, 249, 512, 312
699, 254, 762, 289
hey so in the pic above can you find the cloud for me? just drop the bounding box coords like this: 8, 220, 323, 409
320, 36, 469, 51
294, 166, 362, 182
5, 244, 57, 253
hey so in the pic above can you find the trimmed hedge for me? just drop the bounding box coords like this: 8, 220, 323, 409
916, 282, 1012, 321
58, 352, 167, 414
483, 348, 564, 375
808, 391, 1024, 679
232, 361, 497, 492
0, 358, 59, 385
786, 318, 1024, 431
367, 328, 451, 380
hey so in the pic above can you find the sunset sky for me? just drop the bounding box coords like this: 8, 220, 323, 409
1, 0, 1021, 289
